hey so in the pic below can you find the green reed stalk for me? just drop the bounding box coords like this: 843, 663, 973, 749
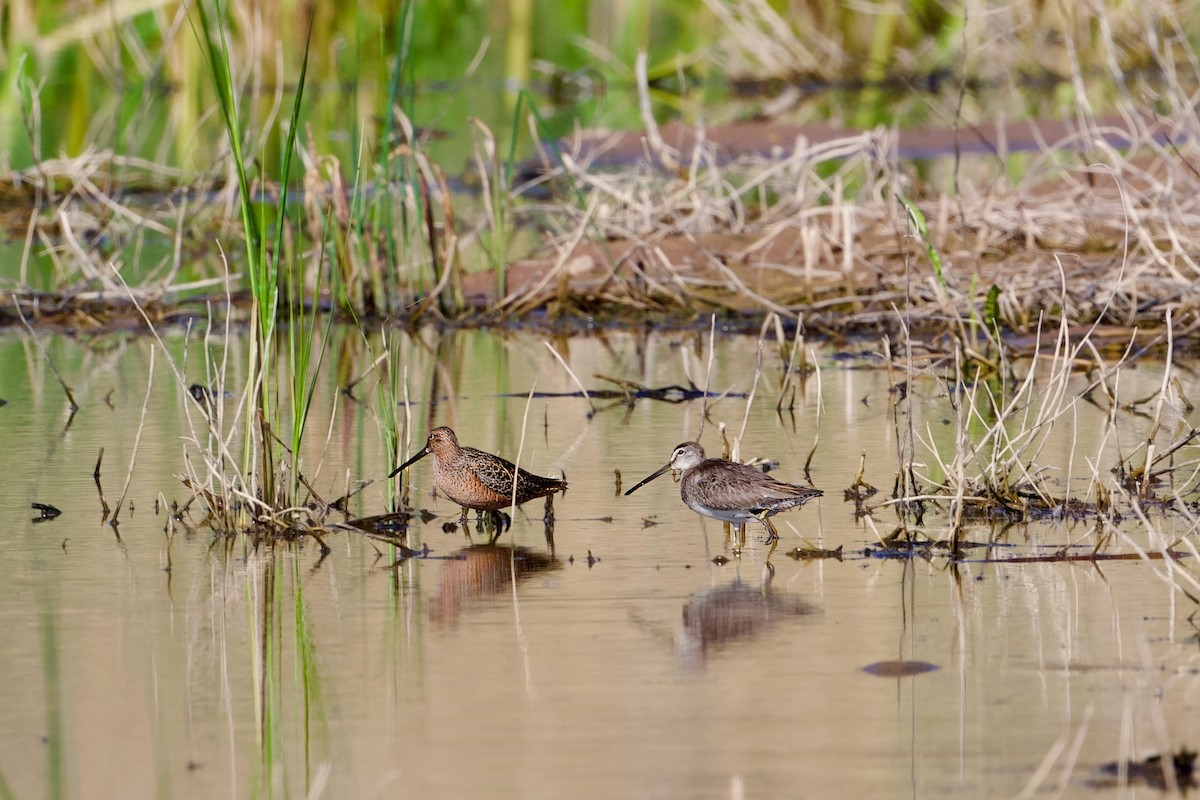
377, 330, 405, 509
898, 193, 944, 287
287, 247, 333, 502
193, 0, 271, 501
194, 0, 313, 507
282, 38, 329, 501
377, 0, 417, 309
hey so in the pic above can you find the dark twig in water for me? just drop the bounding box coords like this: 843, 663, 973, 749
499, 381, 742, 404
94, 447, 110, 522
345, 512, 411, 543
328, 480, 372, 513
990, 550, 1187, 564
297, 473, 330, 512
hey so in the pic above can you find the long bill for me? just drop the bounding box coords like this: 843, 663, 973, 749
388, 446, 431, 479
623, 462, 673, 496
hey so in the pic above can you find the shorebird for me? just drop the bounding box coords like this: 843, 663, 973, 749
624, 441, 821, 542
390, 427, 567, 527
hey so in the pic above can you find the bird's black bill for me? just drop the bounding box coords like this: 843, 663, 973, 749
623, 462, 672, 496
388, 446, 430, 479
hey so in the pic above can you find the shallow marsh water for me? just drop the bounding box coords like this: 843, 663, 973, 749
1, 326, 1198, 798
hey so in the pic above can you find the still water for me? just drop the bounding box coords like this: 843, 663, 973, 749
0, 325, 1197, 798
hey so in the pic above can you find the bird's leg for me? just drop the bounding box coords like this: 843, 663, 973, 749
542, 496, 557, 555
759, 514, 780, 544
765, 535, 779, 562
731, 523, 746, 558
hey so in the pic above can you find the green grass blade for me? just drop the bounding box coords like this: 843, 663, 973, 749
898, 193, 945, 288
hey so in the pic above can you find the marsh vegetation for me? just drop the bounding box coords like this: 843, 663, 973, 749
3, 1, 1200, 797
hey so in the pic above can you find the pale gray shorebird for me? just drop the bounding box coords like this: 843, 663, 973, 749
390, 427, 567, 527
624, 442, 822, 542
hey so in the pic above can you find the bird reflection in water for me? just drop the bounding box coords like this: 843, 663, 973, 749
677, 564, 818, 668
430, 543, 559, 626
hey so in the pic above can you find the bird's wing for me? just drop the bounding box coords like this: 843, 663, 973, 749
698, 465, 818, 510
465, 448, 523, 495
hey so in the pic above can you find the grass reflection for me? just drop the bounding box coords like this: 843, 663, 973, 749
238, 548, 332, 799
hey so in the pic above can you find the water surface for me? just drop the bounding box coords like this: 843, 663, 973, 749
0, 326, 1196, 798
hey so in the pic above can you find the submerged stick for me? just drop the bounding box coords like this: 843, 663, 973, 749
93, 447, 110, 520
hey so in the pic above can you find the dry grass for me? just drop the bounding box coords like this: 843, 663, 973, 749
7, 88, 1200, 338
502, 105, 1200, 335
700, 0, 1186, 84
845, 281, 1200, 560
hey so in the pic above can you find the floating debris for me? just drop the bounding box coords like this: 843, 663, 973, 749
188, 383, 233, 407
861, 660, 939, 678
344, 512, 410, 543
32, 502, 62, 522
785, 545, 843, 561
1092, 747, 1197, 790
